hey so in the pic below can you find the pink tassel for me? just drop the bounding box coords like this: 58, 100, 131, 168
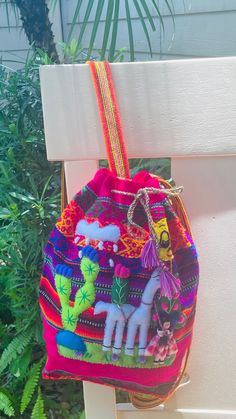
141, 239, 160, 270
160, 267, 181, 299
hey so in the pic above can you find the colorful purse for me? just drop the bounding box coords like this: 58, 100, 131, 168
39, 61, 199, 408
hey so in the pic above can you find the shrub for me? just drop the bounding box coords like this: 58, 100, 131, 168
0, 56, 85, 418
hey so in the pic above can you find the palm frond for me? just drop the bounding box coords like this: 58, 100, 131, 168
66, 0, 173, 62
20, 360, 43, 414
133, 0, 153, 57
76, 0, 94, 48
67, 0, 83, 42
87, 0, 105, 59
1, 0, 174, 62
100, 0, 115, 60
140, 0, 156, 31
125, 0, 134, 61
108, 0, 120, 62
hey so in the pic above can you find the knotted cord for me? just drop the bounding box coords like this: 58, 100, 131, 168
112, 186, 183, 240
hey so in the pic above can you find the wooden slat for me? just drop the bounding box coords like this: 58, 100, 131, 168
83, 382, 117, 419
117, 404, 236, 419
170, 156, 236, 410
64, 160, 98, 200
40, 58, 236, 161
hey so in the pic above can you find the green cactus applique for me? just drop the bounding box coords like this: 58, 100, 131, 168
55, 246, 100, 332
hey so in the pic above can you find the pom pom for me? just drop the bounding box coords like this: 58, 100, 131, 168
82, 245, 99, 262
98, 241, 104, 250
114, 263, 130, 279
109, 258, 114, 268
152, 313, 158, 321
160, 268, 181, 299
141, 239, 160, 270
113, 244, 118, 253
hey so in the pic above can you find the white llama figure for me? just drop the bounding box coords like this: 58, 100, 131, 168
94, 268, 161, 361
94, 302, 135, 360
125, 268, 161, 361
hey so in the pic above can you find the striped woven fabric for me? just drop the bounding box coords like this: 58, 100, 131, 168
89, 61, 130, 179
39, 168, 199, 396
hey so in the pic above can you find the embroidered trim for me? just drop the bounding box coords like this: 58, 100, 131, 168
89, 61, 130, 178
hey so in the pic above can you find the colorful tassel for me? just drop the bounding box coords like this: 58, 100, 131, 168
160, 267, 181, 299
142, 236, 180, 299
141, 239, 160, 270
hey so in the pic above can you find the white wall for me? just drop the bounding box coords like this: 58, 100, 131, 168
0, 1, 62, 69
1, 0, 236, 68
0, 3, 29, 68
63, 0, 236, 60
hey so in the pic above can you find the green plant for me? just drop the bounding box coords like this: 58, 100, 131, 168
30, 389, 46, 419
1, 0, 173, 63
20, 360, 43, 414
0, 55, 86, 418
0, 391, 15, 417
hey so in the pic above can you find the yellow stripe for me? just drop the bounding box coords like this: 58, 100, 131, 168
96, 62, 126, 177
95, 63, 121, 175
96, 63, 123, 176
100, 63, 126, 177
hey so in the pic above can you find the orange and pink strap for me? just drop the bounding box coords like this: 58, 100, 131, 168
89, 61, 130, 179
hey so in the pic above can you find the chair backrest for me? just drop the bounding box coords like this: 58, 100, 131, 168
40, 58, 236, 419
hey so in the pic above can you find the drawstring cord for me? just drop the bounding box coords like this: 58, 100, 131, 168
112, 186, 183, 241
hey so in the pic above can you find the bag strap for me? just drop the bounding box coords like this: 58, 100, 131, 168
88, 61, 130, 179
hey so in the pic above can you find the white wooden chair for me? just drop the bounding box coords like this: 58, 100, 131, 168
40, 57, 236, 419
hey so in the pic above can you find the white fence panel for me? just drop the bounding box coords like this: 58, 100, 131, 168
40, 58, 236, 419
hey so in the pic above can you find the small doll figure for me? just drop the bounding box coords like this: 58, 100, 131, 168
144, 320, 178, 362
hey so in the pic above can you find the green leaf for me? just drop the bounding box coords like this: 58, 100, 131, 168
31, 388, 46, 419
80, 411, 86, 419
108, 0, 120, 62
39, 175, 53, 202
100, 0, 115, 60
67, 0, 83, 43
125, 0, 134, 61
0, 330, 33, 375
87, 0, 105, 59
10, 347, 32, 379
9, 191, 35, 203
77, 0, 94, 49
0, 390, 14, 417
133, 0, 153, 57
151, 0, 165, 32
0, 208, 12, 219
20, 360, 43, 414
140, 0, 156, 31
164, 0, 175, 17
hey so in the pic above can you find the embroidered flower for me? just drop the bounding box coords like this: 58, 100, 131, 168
114, 263, 130, 279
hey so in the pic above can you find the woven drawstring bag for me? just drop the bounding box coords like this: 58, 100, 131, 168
39, 61, 199, 408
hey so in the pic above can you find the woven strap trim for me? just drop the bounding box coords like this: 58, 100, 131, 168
89, 61, 130, 179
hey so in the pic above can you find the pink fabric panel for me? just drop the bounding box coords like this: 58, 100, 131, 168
42, 318, 191, 388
